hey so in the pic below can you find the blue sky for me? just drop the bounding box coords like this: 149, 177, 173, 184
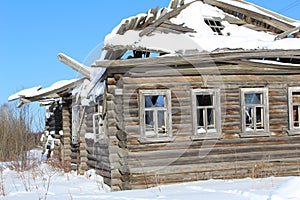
1, 0, 300, 106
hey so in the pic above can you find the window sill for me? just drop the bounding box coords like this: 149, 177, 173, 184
138, 136, 176, 144
190, 133, 222, 141
239, 132, 270, 138
287, 130, 300, 136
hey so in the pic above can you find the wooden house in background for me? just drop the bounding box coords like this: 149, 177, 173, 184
9, 0, 300, 191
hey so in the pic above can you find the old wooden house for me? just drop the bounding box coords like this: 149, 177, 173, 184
9, 0, 300, 191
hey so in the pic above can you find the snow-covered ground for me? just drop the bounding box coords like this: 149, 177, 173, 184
1, 149, 300, 200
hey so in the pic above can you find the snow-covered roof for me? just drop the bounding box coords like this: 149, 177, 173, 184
8, 78, 85, 104
101, 0, 300, 59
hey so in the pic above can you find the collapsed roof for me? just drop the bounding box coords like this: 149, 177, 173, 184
101, 0, 300, 60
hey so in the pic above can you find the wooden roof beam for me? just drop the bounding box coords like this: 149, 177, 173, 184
203, 0, 296, 33
92, 49, 300, 68
276, 26, 300, 40
139, 1, 196, 37
58, 53, 91, 79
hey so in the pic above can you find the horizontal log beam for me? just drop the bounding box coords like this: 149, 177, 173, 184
92, 49, 300, 68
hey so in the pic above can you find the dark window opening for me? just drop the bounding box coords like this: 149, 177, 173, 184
196, 94, 216, 133
204, 18, 224, 35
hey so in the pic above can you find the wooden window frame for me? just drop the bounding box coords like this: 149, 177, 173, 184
288, 87, 300, 135
138, 89, 173, 143
204, 17, 224, 35
240, 88, 270, 137
93, 104, 105, 141
191, 88, 222, 140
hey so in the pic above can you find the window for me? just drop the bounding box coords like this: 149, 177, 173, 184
139, 90, 172, 140
204, 17, 224, 35
93, 105, 104, 141
288, 87, 300, 135
72, 105, 81, 144
191, 89, 221, 139
241, 88, 269, 136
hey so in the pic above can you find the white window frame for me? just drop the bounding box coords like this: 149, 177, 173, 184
288, 87, 300, 135
139, 90, 173, 142
93, 105, 105, 141
191, 88, 221, 139
240, 88, 269, 137
71, 105, 81, 144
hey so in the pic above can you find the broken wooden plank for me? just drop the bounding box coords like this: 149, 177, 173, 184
159, 20, 195, 33
276, 26, 300, 40
170, 0, 179, 9
139, 1, 195, 37
142, 7, 159, 28
58, 53, 91, 78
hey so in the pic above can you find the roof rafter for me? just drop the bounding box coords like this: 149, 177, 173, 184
203, 0, 297, 34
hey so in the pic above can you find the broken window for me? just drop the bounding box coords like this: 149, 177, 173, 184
241, 88, 269, 135
192, 89, 221, 137
288, 87, 300, 135
204, 18, 224, 35
139, 90, 172, 138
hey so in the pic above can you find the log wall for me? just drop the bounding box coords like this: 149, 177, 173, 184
61, 97, 73, 171
85, 100, 112, 187
104, 70, 300, 190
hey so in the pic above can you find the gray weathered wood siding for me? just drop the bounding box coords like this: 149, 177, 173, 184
104, 67, 300, 190
85, 101, 112, 186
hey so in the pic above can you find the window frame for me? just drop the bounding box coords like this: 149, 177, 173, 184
71, 105, 81, 144
191, 88, 222, 140
288, 87, 300, 135
139, 89, 173, 143
204, 17, 225, 35
93, 104, 105, 141
240, 88, 270, 137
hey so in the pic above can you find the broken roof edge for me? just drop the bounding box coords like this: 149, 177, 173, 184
207, 0, 299, 25
8, 77, 86, 107
100, 0, 300, 62
92, 49, 300, 68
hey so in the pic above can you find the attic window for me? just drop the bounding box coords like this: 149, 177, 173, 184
204, 18, 224, 35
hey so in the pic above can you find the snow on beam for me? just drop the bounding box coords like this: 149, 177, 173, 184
57, 53, 91, 79
204, 0, 296, 32
276, 26, 300, 40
